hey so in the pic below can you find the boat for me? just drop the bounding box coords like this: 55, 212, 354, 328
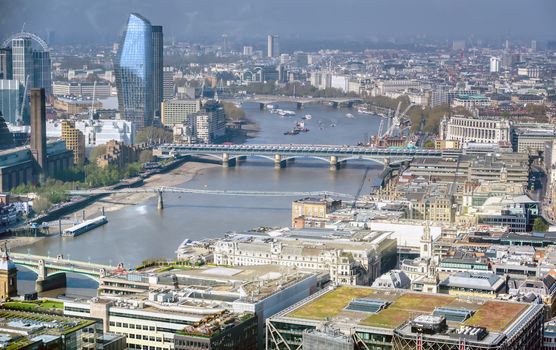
278, 109, 296, 117
357, 108, 373, 115
284, 130, 300, 135
345, 113, 354, 118
302, 114, 312, 120
267, 104, 275, 110
62, 216, 108, 237
330, 123, 336, 127
294, 121, 309, 133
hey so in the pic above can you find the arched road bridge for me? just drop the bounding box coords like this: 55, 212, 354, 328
67, 187, 356, 210
155, 143, 444, 170
228, 95, 363, 110
10, 252, 120, 292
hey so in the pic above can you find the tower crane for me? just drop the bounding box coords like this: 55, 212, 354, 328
89, 80, 96, 120
18, 75, 30, 123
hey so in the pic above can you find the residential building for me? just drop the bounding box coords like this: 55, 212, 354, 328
96, 140, 141, 168
490, 56, 500, 73
545, 319, 556, 350
267, 35, 279, 58
172, 100, 225, 144
161, 99, 201, 126
61, 120, 85, 164
32, 50, 52, 96
267, 285, 544, 350
115, 13, 157, 128
162, 66, 174, 99
11, 37, 34, 93
151, 25, 163, 117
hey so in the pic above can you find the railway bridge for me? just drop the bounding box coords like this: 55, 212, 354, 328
154, 143, 444, 170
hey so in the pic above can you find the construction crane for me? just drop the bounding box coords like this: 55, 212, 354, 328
89, 80, 96, 120
385, 102, 415, 138
18, 75, 30, 123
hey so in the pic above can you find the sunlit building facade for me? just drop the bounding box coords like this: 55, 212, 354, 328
115, 13, 154, 128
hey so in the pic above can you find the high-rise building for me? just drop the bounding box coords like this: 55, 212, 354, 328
161, 99, 201, 126
151, 25, 164, 117
243, 46, 253, 56
32, 50, 52, 95
30, 88, 46, 182
531, 40, 537, 52
489, 56, 500, 73
267, 34, 279, 58
11, 37, 34, 89
0, 48, 12, 79
0, 79, 22, 124
162, 66, 174, 99
61, 120, 85, 164
115, 13, 155, 128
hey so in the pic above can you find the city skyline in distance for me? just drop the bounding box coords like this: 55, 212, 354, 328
1, 0, 555, 45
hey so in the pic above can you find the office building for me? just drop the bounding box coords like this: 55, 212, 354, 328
490, 56, 500, 73
513, 126, 556, 154
439, 115, 511, 145
32, 50, 52, 95
115, 13, 155, 128
267, 285, 544, 350
52, 81, 111, 98
161, 99, 201, 126
151, 25, 163, 117
46, 119, 135, 150
162, 66, 174, 99
0, 48, 12, 79
291, 197, 342, 228
11, 37, 34, 90
61, 120, 85, 164
451, 94, 490, 109
52, 96, 102, 114
267, 34, 279, 58
0, 308, 105, 350
65, 264, 318, 349
0, 79, 22, 124
213, 228, 397, 286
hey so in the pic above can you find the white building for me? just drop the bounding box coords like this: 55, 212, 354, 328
46, 119, 135, 151
489, 57, 500, 73
439, 115, 511, 145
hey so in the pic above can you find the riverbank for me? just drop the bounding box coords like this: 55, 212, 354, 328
79, 161, 219, 219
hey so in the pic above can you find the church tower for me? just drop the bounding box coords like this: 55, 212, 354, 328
420, 222, 433, 259
0, 243, 17, 300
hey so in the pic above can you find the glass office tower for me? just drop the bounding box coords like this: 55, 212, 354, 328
115, 13, 154, 128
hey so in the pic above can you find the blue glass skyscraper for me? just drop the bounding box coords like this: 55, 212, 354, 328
115, 13, 154, 128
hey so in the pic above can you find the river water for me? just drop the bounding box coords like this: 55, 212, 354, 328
16, 103, 383, 295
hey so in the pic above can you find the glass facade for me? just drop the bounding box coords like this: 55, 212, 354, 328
115, 13, 154, 128
32, 50, 52, 95
11, 38, 34, 88
152, 25, 163, 117
0, 79, 22, 124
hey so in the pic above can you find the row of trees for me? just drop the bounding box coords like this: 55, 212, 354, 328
234, 81, 357, 99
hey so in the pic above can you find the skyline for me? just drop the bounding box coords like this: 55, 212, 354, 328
1, 0, 556, 46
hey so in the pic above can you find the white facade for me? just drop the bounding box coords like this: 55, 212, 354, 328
439, 115, 511, 144
490, 57, 500, 73
46, 119, 135, 150
52, 81, 111, 98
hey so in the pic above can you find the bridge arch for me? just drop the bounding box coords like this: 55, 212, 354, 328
229, 154, 275, 163
186, 153, 225, 162
46, 270, 100, 283
337, 157, 385, 166
282, 155, 331, 164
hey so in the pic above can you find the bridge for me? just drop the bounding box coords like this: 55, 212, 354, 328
155, 144, 444, 170
231, 95, 363, 110
10, 252, 120, 292
67, 187, 355, 210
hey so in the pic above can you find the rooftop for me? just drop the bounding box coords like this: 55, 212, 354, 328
282, 286, 530, 333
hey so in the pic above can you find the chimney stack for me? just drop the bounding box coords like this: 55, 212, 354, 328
30, 88, 46, 183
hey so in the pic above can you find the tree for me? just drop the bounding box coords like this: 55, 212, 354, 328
88, 144, 107, 162
533, 217, 549, 232
423, 140, 435, 149
222, 102, 246, 122
139, 150, 154, 163
135, 127, 173, 144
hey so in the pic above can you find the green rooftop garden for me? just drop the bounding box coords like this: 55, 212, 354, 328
2, 300, 64, 312
464, 301, 527, 332
361, 293, 455, 329
287, 286, 375, 320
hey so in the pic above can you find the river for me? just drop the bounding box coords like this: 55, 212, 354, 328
16, 102, 384, 296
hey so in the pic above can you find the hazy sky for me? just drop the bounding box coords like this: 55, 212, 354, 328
1, 0, 555, 45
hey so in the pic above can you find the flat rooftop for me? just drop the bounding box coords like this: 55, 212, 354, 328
283, 286, 529, 333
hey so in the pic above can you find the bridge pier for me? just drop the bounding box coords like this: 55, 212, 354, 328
331, 101, 339, 109
274, 154, 286, 169
36, 273, 67, 293
259, 103, 265, 111
157, 190, 164, 210
330, 156, 339, 171
222, 153, 230, 168
296, 102, 303, 110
